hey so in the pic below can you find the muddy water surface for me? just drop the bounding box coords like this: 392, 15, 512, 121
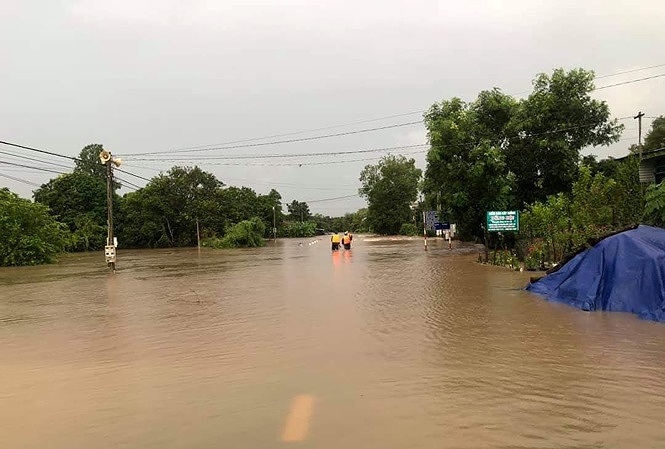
1, 237, 664, 448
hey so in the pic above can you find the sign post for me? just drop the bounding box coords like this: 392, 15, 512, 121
485, 210, 519, 265
486, 210, 519, 232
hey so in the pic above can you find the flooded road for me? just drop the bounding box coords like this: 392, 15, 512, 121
1, 237, 665, 448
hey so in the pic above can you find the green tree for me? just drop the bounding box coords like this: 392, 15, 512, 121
287, 200, 310, 222
519, 163, 642, 266
75, 144, 108, 180
644, 182, 665, 227
0, 188, 69, 266
350, 208, 369, 232
506, 68, 623, 206
33, 172, 108, 251
423, 92, 516, 239
219, 186, 260, 226
359, 154, 422, 235
257, 189, 284, 237
116, 166, 224, 247
282, 221, 317, 237
203, 217, 266, 248
643, 115, 665, 151
578, 155, 644, 226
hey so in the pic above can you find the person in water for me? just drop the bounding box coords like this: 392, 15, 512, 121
342, 231, 352, 250
331, 232, 341, 251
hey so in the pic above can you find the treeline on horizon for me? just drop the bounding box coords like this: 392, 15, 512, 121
0, 143, 369, 266
2, 67, 665, 267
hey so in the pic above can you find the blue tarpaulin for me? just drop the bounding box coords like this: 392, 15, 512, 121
526, 225, 665, 322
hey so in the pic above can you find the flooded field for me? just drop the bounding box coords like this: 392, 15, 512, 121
1, 237, 664, 448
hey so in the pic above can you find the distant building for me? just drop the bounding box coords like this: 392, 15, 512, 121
618, 147, 665, 184
637, 148, 665, 184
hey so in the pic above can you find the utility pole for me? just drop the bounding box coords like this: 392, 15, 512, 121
100, 150, 121, 273
635, 111, 645, 159
196, 217, 201, 250
105, 157, 116, 272
272, 205, 277, 242
422, 194, 427, 251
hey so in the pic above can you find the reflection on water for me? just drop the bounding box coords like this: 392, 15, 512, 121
1, 237, 665, 448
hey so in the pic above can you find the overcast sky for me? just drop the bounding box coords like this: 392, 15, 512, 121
2, 0, 664, 215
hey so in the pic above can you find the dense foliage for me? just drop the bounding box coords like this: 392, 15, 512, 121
287, 200, 311, 222
399, 223, 420, 236
202, 217, 266, 249
644, 182, 665, 228
33, 172, 108, 251
282, 221, 317, 238
423, 68, 623, 240
0, 188, 69, 266
359, 155, 422, 235
517, 162, 643, 268
643, 116, 665, 152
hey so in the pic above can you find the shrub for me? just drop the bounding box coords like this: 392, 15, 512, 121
202, 217, 266, 248
282, 221, 317, 238
399, 223, 419, 236
0, 188, 69, 266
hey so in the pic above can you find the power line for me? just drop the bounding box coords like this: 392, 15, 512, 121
133, 150, 427, 167
126, 144, 429, 162
305, 194, 360, 203
0, 140, 76, 161
168, 110, 425, 152
222, 177, 357, 190
114, 177, 141, 190
0, 160, 68, 175
134, 64, 665, 156
123, 120, 423, 156
0, 139, 152, 185
115, 168, 151, 182
596, 63, 665, 79
0, 150, 74, 170
595, 73, 665, 90
0, 172, 42, 188
127, 118, 632, 168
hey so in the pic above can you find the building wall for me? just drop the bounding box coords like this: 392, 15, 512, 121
639, 159, 656, 183
639, 155, 665, 183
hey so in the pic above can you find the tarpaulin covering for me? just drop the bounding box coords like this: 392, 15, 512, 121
526, 225, 665, 322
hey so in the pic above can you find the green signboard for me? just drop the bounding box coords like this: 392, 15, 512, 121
486, 210, 519, 232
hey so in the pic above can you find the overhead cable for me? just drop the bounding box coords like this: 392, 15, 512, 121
126, 144, 429, 162
305, 194, 359, 203
0, 172, 42, 187
123, 120, 423, 156
0, 139, 151, 185
594, 73, 665, 90
0, 160, 68, 175
168, 110, 425, 152
0, 150, 74, 170
127, 64, 665, 156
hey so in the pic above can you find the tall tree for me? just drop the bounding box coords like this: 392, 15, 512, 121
0, 188, 69, 266
257, 189, 284, 237
116, 166, 224, 247
643, 115, 665, 151
505, 68, 623, 206
74, 144, 108, 180
359, 154, 421, 235
33, 172, 108, 251
287, 200, 310, 222
423, 92, 516, 239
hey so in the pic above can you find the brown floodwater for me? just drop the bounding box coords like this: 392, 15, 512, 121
1, 236, 664, 448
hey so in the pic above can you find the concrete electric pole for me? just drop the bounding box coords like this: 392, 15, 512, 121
635, 111, 645, 159
99, 150, 122, 273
